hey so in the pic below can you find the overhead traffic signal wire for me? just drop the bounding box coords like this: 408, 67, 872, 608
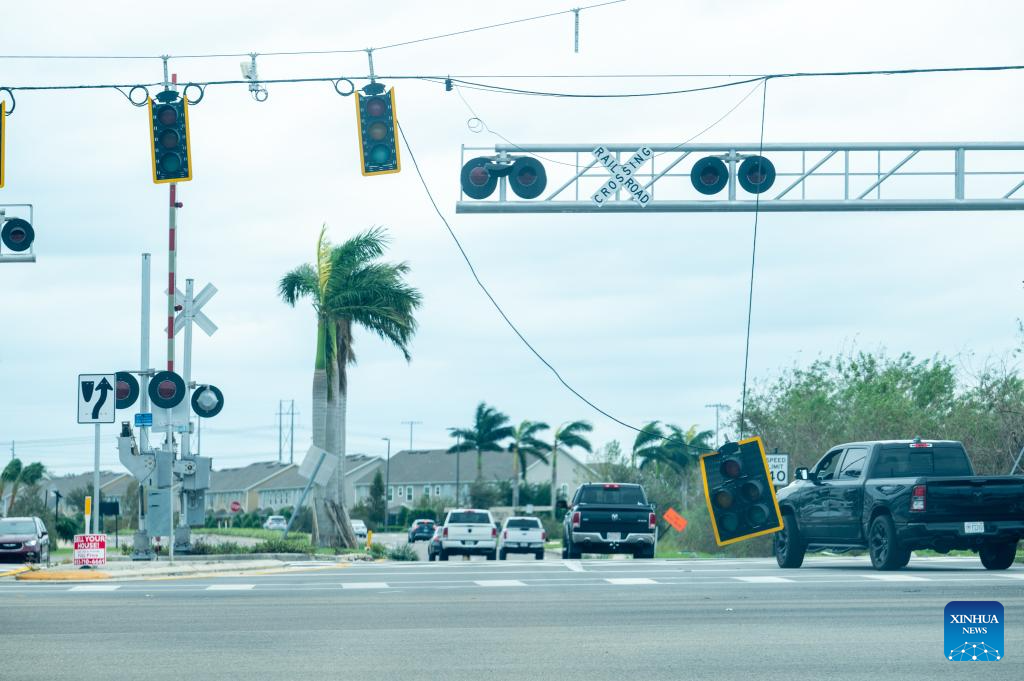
397, 119, 712, 455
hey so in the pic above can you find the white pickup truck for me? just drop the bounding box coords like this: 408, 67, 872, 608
439, 508, 497, 561
498, 516, 546, 560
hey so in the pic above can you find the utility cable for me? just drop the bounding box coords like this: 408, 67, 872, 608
397, 119, 712, 454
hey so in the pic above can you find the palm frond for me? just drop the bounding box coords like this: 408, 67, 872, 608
278, 264, 319, 307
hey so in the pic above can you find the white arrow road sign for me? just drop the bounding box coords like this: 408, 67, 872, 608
78, 373, 116, 424
591, 146, 654, 207
166, 282, 218, 336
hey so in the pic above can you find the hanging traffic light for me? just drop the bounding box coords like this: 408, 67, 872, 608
0, 100, 6, 189
1, 216, 33, 252
738, 155, 776, 194
148, 370, 186, 408
355, 87, 400, 176
148, 92, 192, 184
690, 156, 729, 195
700, 436, 783, 545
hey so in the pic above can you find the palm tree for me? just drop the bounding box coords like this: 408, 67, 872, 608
2, 460, 46, 516
507, 420, 550, 510
634, 423, 713, 510
0, 459, 21, 517
280, 226, 421, 546
550, 421, 593, 518
448, 402, 515, 483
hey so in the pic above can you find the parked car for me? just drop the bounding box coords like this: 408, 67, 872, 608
438, 509, 497, 560
0, 517, 50, 564
774, 438, 1024, 570
351, 519, 368, 541
263, 515, 287, 531
562, 483, 657, 559
427, 525, 444, 561
498, 516, 545, 560
408, 519, 435, 542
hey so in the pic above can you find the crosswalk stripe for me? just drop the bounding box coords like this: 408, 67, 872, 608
563, 561, 585, 572
341, 582, 389, 589
734, 576, 794, 583
206, 584, 255, 590
69, 585, 120, 591
474, 580, 526, 587
997, 573, 1024, 579
605, 577, 657, 585
861, 574, 929, 581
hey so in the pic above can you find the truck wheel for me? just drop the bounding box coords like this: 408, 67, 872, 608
561, 543, 568, 559
633, 546, 655, 559
775, 512, 806, 569
499, 549, 507, 560
980, 541, 1017, 570
487, 550, 497, 561
439, 550, 449, 562
566, 537, 582, 560
869, 515, 907, 570
535, 550, 544, 560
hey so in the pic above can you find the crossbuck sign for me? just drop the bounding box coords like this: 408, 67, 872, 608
591, 146, 653, 207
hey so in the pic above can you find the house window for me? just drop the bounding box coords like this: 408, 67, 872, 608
388, 486, 394, 501
406, 486, 413, 500
423, 485, 430, 498
397, 486, 403, 499
434, 485, 441, 497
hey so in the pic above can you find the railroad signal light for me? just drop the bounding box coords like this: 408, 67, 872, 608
460, 157, 499, 199
700, 436, 783, 546
508, 157, 547, 199
690, 156, 729, 195
148, 92, 192, 184
738, 155, 776, 194
148, 370, 186, 408
115, 371, 140, 410
1, 216, 33, 252
191, 384, 224, 418
355, 87, 400, 176
460, 155, 547, 200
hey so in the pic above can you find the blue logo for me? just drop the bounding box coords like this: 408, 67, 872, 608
945, 601, 1003, 661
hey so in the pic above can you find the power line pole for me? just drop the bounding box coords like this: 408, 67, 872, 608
401, 420, 421, 453
381, 436, 391, 528
704, 403, 730, 448
277, 400, 284, 464
289, 400, 296, 464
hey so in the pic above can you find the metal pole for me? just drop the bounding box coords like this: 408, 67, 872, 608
92, 424, 100, 533
166, 74, 179, 376
140, 254, 151, 453
289, 401, 295, 464
278, 400, 284, 464
573, 8, 580, 53
182, 279, 193, 459
284, 452, 326, 539
455, 434, 461, 506
401, 420, 421, 452
167, 409, 174, 564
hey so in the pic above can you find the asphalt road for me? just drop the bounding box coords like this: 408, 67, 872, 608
2, 555, 1022, 681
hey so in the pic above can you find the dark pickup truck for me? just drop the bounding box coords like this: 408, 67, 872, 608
562, 483, 657, 559
774, 439, 1024, 570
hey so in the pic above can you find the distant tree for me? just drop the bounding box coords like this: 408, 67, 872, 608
0, 459, 21, 516
549, 421, 593, 518
507, 420, 550, 509
3, 461, 46, 515
634, 423, 713, 510
66, 486, 89, 514
368, 470, 386, 526
448, 402, 515, 480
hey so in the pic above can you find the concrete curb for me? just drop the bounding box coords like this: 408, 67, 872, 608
18, 569, 112, 581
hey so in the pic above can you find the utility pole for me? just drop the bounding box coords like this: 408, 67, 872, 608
705, 403, 730, 448
277, 400, 284, 464
276, 400, 297, 464
454, 434, 462, 507
381, 437, 391, 528
289, 400, 295, 464
401, 420, 421, 453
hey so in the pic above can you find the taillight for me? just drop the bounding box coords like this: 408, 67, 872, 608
491, 527, 497, 538
503, 530, 508, 539
571, 511, 581, 529
603, 483, 620, 490
911, 485, 926, 512
443, 527, 448, 538
541, 531, 547, 541
648, 512, 656, 529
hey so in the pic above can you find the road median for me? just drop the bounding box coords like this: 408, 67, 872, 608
14, 557, 352, 582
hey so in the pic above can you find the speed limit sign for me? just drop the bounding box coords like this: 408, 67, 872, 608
766, 452, 789, 486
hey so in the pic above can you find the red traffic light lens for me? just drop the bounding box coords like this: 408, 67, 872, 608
368, 121, 388, 141
7, 228, 26, 244
714, 490, 734, 509
157, 380, 178, 400
469, 166, 491, 187
116, 381, 132, 401
515, 165, 538, 187
741, 481, 762, 501
721, 459, 742, 478
365, 97, 387, 117
700, 166, 720, 186
160, 153, 182, 173
159, 129, 179, 149
157, 105, 178, 127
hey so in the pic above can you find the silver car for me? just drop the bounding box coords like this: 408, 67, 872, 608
263, 515, 287, 531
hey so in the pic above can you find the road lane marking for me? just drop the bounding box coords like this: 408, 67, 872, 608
341, 582, 389, 589
563, 561, 585, 572
474, 580, 526, 587
205, 584, 255, 590
861, 574, 930, 581
733, 576, 795, 583
997, 573, 1024, 579
605, 578, 657, 585
69, 585, 120, 591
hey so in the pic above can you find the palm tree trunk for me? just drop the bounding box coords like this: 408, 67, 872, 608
681, 475, 688, 511
311, 319, 339, 547
550, 441, 558, 519
476, 448, 483, 480
512, 445, 520, 510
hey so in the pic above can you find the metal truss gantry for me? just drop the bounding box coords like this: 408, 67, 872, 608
456, 142, 1024, 213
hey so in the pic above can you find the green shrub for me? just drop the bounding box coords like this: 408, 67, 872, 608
368, 542, 389, 558
252, 538, 316, 554
386, 544, 418, 561
188, 541, 248, 555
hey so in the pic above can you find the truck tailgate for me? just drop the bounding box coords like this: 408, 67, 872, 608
446, 524, 494, 542
579, 507, 651, 535
924, 476, 1024, 521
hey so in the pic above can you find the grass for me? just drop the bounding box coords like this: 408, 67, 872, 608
192, 527, 312, 543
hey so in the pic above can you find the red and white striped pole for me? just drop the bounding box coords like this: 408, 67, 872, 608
167, 73, 179, 372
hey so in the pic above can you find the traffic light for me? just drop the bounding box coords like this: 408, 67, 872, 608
191, 384, 224, 418
508, 157, 547, 199
115, 371, 140, 410
690, 156, 729, 195
461, 157, 499, 199
148, 92, 192, 184
700, 436, 783, 546
460, 156, 547, 200
355, 87, 400, 176
1, 216, 33, 252
148, 370, 186, 408
738, 155, 775, 194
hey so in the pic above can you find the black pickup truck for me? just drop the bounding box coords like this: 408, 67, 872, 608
561, 483, 657, 559
774, 439, 1024, 570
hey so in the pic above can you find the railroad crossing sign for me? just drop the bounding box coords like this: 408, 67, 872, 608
166, 282, 218, 336
590, 145, 654, 207
77, 373, 116, 423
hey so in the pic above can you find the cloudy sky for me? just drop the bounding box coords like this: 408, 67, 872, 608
1, 1, 1022, 475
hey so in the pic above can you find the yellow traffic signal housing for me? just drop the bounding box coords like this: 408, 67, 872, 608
148, 94, 192, 184
700, 436, 783, 546
1, 101, 6, 188
355, 87, 400, 176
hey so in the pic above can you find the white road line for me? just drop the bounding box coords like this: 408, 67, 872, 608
997, 573, 1024, 579
733, 576, 795, 583
605, 577, 657, 585
205, 584, 255, 590
861, 574, 930, 581
563, 561, 585, 572
68, 585, 121, 591
340, 582, 389, 589
474, 580, 526, 587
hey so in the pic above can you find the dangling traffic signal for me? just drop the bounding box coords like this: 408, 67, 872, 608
148, 370, 186, 408
738, 155, 775, 194
1, 216, 33, 252
355, 87, 400, 176
148, 92, 192, 184
691, 156, 729, 195
700, 436, 782, 545
0, 100, 6, 189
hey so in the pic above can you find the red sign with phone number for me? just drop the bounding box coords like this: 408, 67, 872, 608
73, 533, 107, 567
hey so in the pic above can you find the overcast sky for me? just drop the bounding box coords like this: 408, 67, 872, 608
1, 1, 1022, 475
